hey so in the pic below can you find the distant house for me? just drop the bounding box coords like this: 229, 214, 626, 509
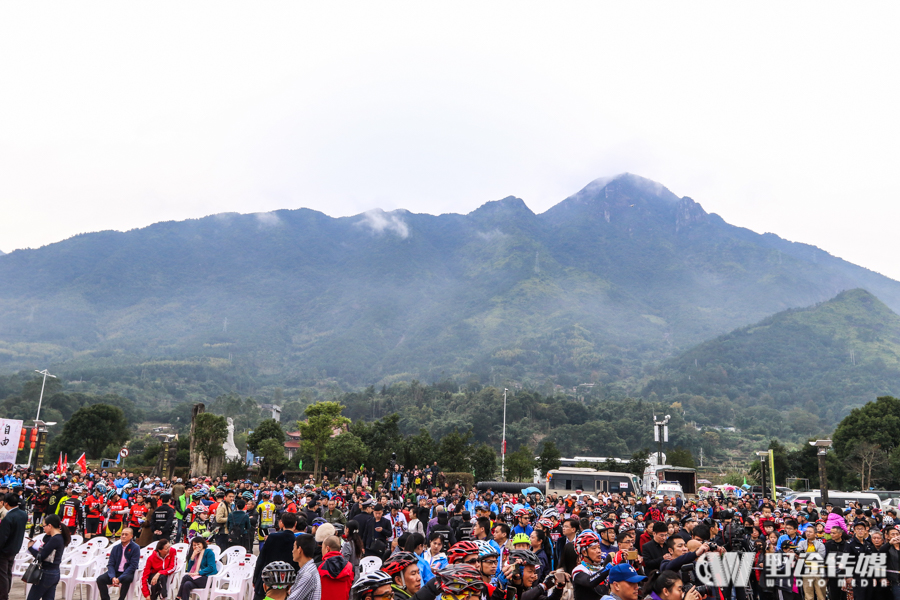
284, 431, 301, 460
283, 424, 349, 461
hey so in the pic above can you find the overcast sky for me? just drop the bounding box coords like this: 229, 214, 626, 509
2, 4, 899, 279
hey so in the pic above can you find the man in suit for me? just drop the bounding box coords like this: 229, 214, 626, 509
96, 527, 140, 600
0, 493, 27, 600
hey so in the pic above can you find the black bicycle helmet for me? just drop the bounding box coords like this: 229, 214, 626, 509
351, 570, 393, 599
508, 549, 539, 566
260, 561, 296, 590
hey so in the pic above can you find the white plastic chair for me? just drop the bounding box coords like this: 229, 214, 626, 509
60, 548, 100, 600
171, 542, 189, 555
359, 555, 382, 574
73, 555, 109, 600
206, 544, 222, 563
145, 540, 160, 552
188, 562, 231, 600
207, 561, 253, 600
69, 534, 84, 548
219, 545, 244, 566
166, 553, 187, 600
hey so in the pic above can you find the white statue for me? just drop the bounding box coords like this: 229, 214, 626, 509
223, 417, 241, 461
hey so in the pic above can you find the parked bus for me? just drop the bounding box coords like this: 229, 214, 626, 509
546, 467, 643, 495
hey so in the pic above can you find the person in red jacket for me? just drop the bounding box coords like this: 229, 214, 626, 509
318, 536, 353, 598
141, 539, 178, 600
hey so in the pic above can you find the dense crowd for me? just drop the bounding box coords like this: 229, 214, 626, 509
0, 464, 898, 600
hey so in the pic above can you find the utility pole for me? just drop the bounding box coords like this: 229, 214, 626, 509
810, 440, 833, 507
27, 369, 56, 468
501, 388, 508, 482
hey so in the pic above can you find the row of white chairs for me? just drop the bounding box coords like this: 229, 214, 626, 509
14, 536, 256, 600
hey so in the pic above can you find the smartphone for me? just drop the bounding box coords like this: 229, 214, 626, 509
267, 527, 278, 536
627, 550, 639, 561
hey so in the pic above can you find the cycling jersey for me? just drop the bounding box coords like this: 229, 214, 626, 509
257, 501, 276, 540
59, 498, 82, 530
129, 503, 149, 529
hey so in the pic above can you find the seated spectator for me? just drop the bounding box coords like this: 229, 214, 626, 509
97, 528, 140, 600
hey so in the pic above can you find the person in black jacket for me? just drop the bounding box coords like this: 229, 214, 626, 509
845, 521, 876, 600
364, 504, 391, 558
27, 514, 71, 600
149, 494, 175, 542
641, 522, 669, 573
825, 526, 847, 600
253, 512, 300, 600
0, 493, 28, 600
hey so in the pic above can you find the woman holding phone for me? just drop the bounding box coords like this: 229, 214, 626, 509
26, 514, 71, 600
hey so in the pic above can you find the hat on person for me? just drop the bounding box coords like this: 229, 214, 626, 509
607, 563, 646, 584
315, 523, 336, 542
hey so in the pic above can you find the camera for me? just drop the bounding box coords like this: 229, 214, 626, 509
706, 542, 718, 552
681, 564, 714, 597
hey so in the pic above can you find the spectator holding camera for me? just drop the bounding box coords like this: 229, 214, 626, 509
641, 570, 702, 600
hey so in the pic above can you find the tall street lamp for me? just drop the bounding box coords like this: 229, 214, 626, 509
501, 389, 508, 482
809, 440, 833, 507
27, 369, 56, 468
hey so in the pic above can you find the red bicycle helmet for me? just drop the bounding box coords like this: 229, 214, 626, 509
382, 552, 419, 576
446, 540, 480, 564
575, 530, 601, 554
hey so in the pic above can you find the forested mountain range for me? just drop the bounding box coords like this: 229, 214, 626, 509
1, 173, 899, 419
644, 289, 900, 432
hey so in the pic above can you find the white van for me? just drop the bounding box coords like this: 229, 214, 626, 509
654, 482, 686, 500
785, 491, 881, 510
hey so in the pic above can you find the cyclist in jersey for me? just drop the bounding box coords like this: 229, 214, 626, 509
59, 486, 83, 533
105, 489, 129, 538
128, 493, 150, 532
83, 487, 106, 540
187, 505, 213, 542
257, 491, 276, 548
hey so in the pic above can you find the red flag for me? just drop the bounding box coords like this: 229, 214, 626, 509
76, 453, 87, 474
56, 452, 63, 475
63, 454, 68, 472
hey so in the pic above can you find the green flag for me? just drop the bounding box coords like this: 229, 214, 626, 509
298, 459, 303, 470
743, 476, 748, 486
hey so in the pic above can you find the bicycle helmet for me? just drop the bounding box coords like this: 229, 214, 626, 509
106, 490, 118, 501
351, 570, 393, 599
885, 516, 895, 526
312, 517, 328, 526
592, 520, 614, 532
575, 530, 601, 554
382, 551, 419, 576
446, 541, 480, 564
242, 491, 254, 501
537, 517, 554, 528
541, 508, 559, 519
508, 549, 539, 566
435, 564, 488, 596
474, 539, 499, 559
260, 561, 296, 590
515, 508, 530, 518
511, 533, 531, 546
193, 504, 209, 515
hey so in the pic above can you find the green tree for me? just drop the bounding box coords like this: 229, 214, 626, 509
536, 440, 561, 476
626, 449, 650, 477
297, 401, 350, 480
210, 394, 261, 432
438, 428, 472, 472
52, 404, 129, 459
351, 414, 404, 472
471, 443, 497, 482
833, 396, 900, 458
668, 447, 696, 468
325, 433, 369, 471
257, 438, 289, 479
194, 412, 228, 466
247, 419, 286, 454
602, 457, 619, 472
505, 446, 536, 482
403, 429, 437, 467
